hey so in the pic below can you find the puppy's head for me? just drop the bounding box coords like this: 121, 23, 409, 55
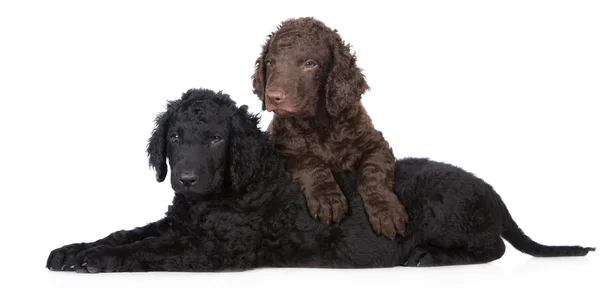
251, 17, 369, 119
147, 88, 266, 196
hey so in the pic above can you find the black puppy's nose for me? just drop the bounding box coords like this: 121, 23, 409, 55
178, 171, 199, 187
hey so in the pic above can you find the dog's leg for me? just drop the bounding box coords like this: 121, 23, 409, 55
289, 154, 348, 223
404, 238, 506, 267
72, 235, 252, 273
46, 217, 172, 271
357, 145, 408, 239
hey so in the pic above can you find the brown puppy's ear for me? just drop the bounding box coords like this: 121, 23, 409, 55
251, 36, 272, 111
325, 35, 370, 117
146, 107, 172, 182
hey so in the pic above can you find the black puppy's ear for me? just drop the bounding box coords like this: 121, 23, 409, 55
229, 105, 265, 191
325, 34, 370, 117
252, 35, 272, 111
147, 108, 171, 182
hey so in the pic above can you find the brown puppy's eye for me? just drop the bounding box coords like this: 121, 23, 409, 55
265, 59, 272, 67
305, 60, 317, 68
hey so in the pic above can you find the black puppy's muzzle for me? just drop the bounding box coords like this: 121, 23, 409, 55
172, 166, 212, 195
178, 170, 199, 187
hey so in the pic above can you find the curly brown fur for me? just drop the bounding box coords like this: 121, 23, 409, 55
251, 17, 407, 238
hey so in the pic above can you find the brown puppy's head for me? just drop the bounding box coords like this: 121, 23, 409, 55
251, 17, 369, 119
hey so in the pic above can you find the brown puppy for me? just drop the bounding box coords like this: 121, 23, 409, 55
252, 17, 408, 238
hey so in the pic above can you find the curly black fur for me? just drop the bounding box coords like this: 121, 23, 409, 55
46, 88, 595, 273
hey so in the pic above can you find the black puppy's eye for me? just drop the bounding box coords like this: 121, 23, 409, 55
210, 135, 222, 145
169, 134, 179, 143
305, 59, 317, 68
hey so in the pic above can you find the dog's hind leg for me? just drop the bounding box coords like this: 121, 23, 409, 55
403, 237, 506, 267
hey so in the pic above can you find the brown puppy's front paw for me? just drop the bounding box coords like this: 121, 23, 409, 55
365, 193, 409, 239
305, 186, 348, 223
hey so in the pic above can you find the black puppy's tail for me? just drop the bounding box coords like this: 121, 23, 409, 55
497, 194, 595, 257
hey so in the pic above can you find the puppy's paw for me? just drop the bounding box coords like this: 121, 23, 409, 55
306, 186, 348, 224
74, 246, 123, 273
403, 247, 432, 267
365, 193, 409, 239
46, 243, 87, 271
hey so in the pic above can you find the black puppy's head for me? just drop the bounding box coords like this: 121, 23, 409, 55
147, 88, 266, 196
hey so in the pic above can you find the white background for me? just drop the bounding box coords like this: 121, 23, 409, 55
0, 0, 598, 307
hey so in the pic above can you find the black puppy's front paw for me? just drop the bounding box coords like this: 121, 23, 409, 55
47, 243, 87, 271
74, 246, 124, 273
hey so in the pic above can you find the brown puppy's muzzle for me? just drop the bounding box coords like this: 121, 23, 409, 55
265, 88, 286, 111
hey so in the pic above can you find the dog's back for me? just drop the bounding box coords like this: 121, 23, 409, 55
393, 158, 593, 266
257, 157, 504, 268
261, 157, 594, 268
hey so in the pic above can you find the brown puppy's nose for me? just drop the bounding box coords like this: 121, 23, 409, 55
266, 89, 286, 104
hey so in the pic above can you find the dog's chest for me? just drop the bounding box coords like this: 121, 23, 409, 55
301, 126, 364, 171
273, 119, 366, 171
189, 205, 261, 248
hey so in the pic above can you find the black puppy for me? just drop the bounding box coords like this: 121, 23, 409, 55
46, 89, 594, 273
